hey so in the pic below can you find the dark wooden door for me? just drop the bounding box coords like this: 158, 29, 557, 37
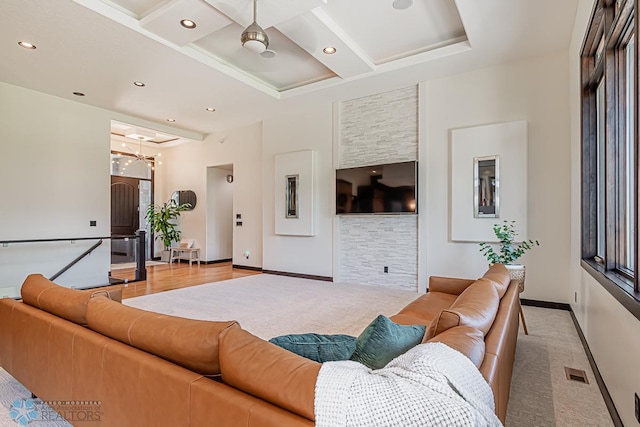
111, 176, 139, 236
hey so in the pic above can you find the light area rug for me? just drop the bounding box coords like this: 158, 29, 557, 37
124, 274, 420, 339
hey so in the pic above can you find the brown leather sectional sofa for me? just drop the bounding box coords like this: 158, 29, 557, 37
0, 264, 519, 426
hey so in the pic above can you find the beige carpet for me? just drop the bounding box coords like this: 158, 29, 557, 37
506, 306, 614, 427
0, 276, 615, 426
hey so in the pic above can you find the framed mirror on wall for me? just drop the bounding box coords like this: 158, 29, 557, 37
473, 155, 499, 218
172, 190, 197, 210
285, 175, 299, 219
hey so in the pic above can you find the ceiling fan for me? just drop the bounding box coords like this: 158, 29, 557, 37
241, 0, 269, 53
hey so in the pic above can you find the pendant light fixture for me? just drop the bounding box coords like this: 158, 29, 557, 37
241, 0, 269, 53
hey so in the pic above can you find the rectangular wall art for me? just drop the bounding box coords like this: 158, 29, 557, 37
274, 150, 315, 236
450, 121, 528, 242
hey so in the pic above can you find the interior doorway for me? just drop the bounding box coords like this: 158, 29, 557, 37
110, 152, 153, 265
206, 165, 234, 262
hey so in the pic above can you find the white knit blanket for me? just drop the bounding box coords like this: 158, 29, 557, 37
314, 342, 503, 427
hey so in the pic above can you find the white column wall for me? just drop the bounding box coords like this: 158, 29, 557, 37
422, 50, 572, 303
262, 104, 334, 277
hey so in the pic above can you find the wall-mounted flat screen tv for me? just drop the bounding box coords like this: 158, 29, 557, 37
336, 161, 417, 215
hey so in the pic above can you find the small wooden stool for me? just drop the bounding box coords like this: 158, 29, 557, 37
169, 247, 201, 265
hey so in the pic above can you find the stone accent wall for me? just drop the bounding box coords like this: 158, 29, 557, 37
339, 85, 418, 168
336, 85, 419, 291
339, 215, 418, 290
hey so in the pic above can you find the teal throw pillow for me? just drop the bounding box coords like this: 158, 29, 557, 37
269, 333, 357, 363
350, 314, 426, 370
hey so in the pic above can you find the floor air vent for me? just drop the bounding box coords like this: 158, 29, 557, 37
564, 367, 589, 384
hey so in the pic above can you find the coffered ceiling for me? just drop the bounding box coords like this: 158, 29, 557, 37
80, 0, 467, 94
0, 0, 579, 136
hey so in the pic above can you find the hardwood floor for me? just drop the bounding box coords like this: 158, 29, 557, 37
110, 261, 260, 299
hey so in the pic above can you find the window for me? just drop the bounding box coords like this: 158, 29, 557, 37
581, 0, 639, 302
596, 78, 606, 260
623, 35, 635, 272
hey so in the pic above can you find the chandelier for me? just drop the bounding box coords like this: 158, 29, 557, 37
119, 132, 162, 169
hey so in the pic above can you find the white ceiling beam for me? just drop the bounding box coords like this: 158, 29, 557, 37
203, 0, 325, 29
140, 0, 233, 47
276, 8, 375, 79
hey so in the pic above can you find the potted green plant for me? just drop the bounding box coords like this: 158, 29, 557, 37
145, 199, 191, 261
479, 220, 539, 293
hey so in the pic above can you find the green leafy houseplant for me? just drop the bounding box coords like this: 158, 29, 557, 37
479, 220, 540, 265
145, 199, 191, 251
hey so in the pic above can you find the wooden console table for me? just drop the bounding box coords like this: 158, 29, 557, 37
169, 247, 201, 265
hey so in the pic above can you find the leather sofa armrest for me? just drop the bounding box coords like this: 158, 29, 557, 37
428, 276, 476, 295
219, 326, 320, 421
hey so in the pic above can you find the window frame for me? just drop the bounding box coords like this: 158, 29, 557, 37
581, 0, 640, 319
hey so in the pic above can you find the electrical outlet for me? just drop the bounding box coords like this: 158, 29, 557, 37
635, 392, 639, 423
89, 220, 97, 226
574, 291, 577, 303
384, 266, 389, 273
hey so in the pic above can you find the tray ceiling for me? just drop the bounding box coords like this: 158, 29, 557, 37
86, 0, 467, 93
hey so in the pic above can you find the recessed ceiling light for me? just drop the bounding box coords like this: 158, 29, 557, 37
180, 19, 196, 29
166, 118, 176, 122
323, 46, 336, 55
18, 41, 36, 50
73, 92, 85, 97
133, 81, 145, 87
392, 0, 413, 10
260, 50, 276, 59
205, 107, 215, 112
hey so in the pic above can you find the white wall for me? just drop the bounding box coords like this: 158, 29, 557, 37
422, 50, 572, 303
161, 123, 263, 267
262, 104, 334, 277
206, 166, 233, 261
569, 0, 640, 424
0, 81, 111, 292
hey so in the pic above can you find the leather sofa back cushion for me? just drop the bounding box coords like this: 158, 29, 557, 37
219, 326, 320, 421
424, 279, 499, 341
395, 292, 457, 323
482, 264, 512, 298
427, 326, 485, 368
86, 296, 237, 375
21, 273, 91, 325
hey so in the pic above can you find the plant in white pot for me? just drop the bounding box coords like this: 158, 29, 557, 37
479, 220, 540, 293
145, 199, 191, 262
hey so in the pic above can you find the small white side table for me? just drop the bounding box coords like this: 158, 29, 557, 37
169, 247, 201, 265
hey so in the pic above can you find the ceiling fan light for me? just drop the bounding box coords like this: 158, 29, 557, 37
260, 49, 276, 59
241, 23, 269, 53
392, 0, 413, 10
